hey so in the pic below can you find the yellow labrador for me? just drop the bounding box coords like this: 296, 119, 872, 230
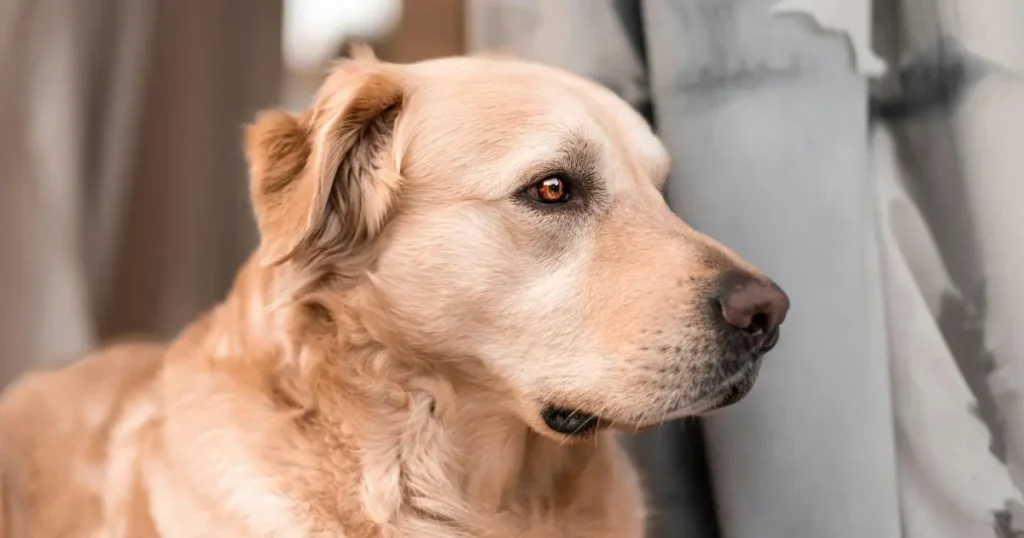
0, 49, 789, 537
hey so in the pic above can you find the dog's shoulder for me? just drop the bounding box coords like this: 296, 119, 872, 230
0, 343, 165, 538
0, 342, 165, 430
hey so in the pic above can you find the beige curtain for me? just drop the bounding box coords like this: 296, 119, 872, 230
0, 0, 283, 387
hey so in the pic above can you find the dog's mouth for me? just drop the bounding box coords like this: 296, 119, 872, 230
540, 406, 664, 436
540, 406, 603, 437
704, 373, 757, 411
695, 355, 765, 413
538, 333, 780, 437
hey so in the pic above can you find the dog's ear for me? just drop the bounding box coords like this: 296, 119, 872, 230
245, 54, 404, 267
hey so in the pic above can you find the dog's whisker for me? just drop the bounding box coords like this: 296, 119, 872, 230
571, 400, 615, 441
569, 412, 594, 437
632, 407, 657, 434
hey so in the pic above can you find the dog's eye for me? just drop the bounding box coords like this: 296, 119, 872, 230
526, 176, 572, 204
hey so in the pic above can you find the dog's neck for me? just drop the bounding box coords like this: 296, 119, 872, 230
193, 256, 611, 531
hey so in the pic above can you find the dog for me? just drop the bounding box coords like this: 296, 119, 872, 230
0, 48, 789, 537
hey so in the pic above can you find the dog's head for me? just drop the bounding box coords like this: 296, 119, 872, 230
245, 50, 789, 440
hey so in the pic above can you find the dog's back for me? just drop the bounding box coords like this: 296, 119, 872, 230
0, 343, 165, 538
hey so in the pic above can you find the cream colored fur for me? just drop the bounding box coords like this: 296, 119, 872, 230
0, 49, 776, 537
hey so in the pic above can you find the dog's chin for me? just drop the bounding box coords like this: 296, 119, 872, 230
533, 358, 764, 440
699, 371, 759, 412
688, 356, 764, 415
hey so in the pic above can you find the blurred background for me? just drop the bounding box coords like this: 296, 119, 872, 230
1, 0, 1022, 537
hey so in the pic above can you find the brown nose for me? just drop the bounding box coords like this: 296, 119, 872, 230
715, 273, 790, 342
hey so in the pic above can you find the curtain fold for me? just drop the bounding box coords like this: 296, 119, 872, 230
638, 3, 899, 537
874, 0, 1024, 534
0, 0, 283, 386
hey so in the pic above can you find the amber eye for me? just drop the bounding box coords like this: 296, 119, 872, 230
529, 176, 571, 204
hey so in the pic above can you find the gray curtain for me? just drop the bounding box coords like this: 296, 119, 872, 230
873, 0, 1024, 535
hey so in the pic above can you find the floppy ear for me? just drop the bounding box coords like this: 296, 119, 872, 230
245, 57, 404, 267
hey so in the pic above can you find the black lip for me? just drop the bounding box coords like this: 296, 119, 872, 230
699, 373, 757, 412
715, 381, 752, 408
756, 327, 781, 353
540, 407, 600, 436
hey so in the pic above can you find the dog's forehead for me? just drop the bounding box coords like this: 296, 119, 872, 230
401, 57, 670, 192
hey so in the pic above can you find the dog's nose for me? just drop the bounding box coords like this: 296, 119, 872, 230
715, 273, 789, 349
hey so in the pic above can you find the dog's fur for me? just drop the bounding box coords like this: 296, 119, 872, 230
0, 50, 781, 537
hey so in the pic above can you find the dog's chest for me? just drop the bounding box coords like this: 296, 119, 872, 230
481, 500, 645, 538
293, 374, 646, 537
347, 428, 645, 538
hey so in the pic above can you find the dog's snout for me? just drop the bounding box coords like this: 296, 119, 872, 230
714, 273, 790, 348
